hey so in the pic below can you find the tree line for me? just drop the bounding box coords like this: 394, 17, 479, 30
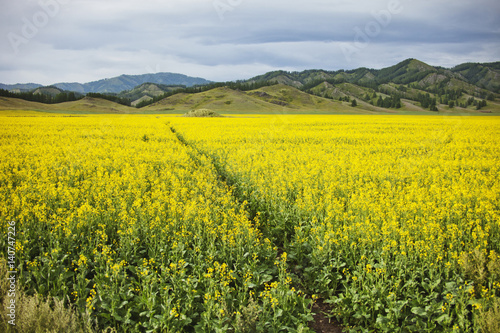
1, 76, 492, 111
1, 81, 279, 109
86, 93, 131, 106
0, 88, 82, 104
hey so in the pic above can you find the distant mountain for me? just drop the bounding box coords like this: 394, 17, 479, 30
53, 73, 212, 94
247, 59, 500, 98
1, 58, 499, 114
0, 83, 42, 92
0, 73, 212, 94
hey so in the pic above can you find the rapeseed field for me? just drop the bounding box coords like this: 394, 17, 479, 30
1, 114, 499, 332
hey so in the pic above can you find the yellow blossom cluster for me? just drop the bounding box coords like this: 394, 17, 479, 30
170, 114, 500, 331
2, 113, 498, 332
0, 114, 302, 332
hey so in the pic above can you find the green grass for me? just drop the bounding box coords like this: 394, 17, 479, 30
2, 87, 499, 116
0, 258, 98, 333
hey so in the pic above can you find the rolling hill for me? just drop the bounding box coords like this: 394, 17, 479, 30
0, 96, 138, 114
1, 59, 499, 114
144, 85, 395, 114
117, 83, 186, 106
2, 85, 499, 115
247, 84, 369, 112
32, 86, 65, 97
248, 59, 499, 100
451, 62, 500, 93
144, 87, 290, 113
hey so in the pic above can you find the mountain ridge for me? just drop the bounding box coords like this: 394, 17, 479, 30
246, 59, 500, 96
2, 59, 499, 97
0, 72, 212, 94
1, 58, 499, 114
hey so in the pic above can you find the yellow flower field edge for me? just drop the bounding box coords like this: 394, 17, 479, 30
170, 115, 500, 332
0, 116, 313, 332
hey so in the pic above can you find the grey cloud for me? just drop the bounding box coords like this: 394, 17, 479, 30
0, 0, 498, 84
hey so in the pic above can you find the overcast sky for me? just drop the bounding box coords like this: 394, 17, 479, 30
1, 0, 499, 85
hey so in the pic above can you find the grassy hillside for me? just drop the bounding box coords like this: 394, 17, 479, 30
57, 97, 139, 113
250, 59, 498, 102
248, 84, 370, 113
0, 96, 139, 114
143, 87, 286, 113
32, 86, 64, 97
0, 97, 53, 111
118, 83, 185, 106
2, 57, 499, 115
452, 62, 500, 93
144, 85, 372, 114
2, 89, 498, 115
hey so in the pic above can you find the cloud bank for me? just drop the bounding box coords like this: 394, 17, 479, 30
1, 0, 499, 85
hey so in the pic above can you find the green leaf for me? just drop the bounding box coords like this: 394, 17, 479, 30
445, 281, 456, 291
376, 316, 389, 325
261, 274, 273, 283
432, 279, 442, 289
411, 307, 427, 317
99, 313, 111, 320
435, 313, 450, 325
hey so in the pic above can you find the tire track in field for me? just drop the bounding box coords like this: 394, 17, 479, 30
169, 124, 258, 218
169, 124, 272, 241
168, 123, 343, 333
